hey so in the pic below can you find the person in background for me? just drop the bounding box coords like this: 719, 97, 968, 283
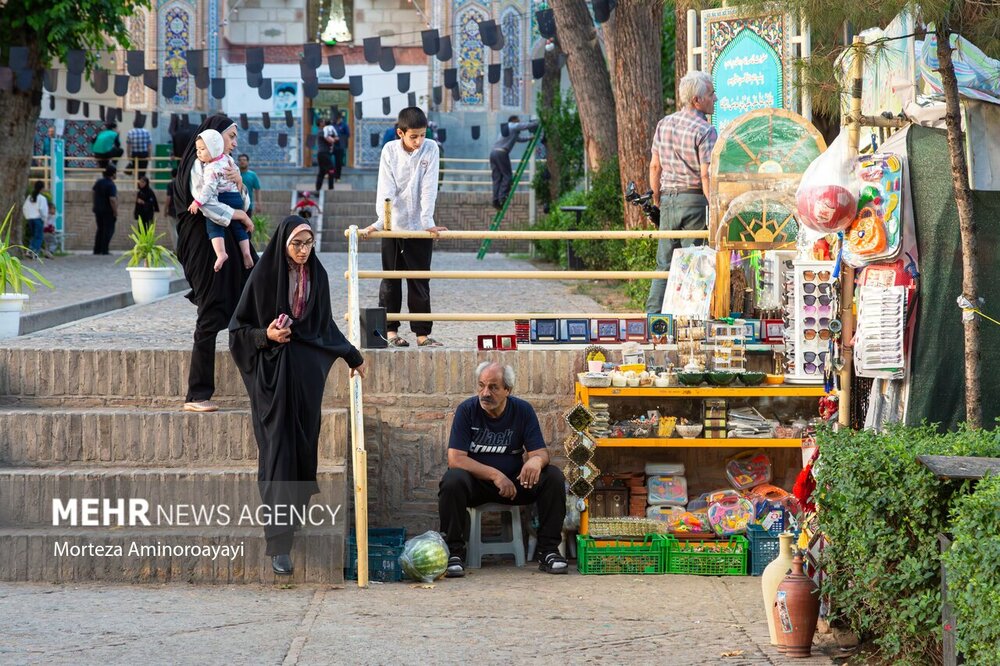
237, 154, 262, 217
489, 115, 538, 210
41, 126, 56, 157
134, 176, 159, 229
332, 111, 350, 182
21, 180, 48, 260
315, 118, 337, 191
92, 122, 124, 170
644, 70, 717, 314
381, 123, 398, 148
165, 167, 179, 247
126, 118, 152, 179
92, 166, 118, 255
360, 107, 447, 348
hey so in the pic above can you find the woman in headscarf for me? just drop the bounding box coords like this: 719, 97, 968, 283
229, 216, 366, 575
172, 114, 256, 412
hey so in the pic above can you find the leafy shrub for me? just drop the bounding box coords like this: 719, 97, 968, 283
943, 473, 1000, 665
569, 158, 625, 272
815, 424, 1000, 664
533, 87, 584, 211
532, 190, 586, 264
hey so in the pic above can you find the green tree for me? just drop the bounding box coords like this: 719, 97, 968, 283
0, 0, 147, 236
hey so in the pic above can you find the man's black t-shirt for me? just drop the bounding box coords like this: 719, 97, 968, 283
92, 178, 117, 216
448, 396, 545, 480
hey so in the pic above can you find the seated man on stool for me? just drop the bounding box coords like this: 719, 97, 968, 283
438, 361, 567, 577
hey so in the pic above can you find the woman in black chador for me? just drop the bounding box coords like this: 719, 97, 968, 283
229, 216, 366, 575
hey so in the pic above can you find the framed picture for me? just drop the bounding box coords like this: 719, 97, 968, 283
477, 335, 496, 350
743, 319, 762, 343
647, 314, 673, 343
532, 318, 558, 342
623, 318, 648, 342
762, 319, 784, 343
496, 334, 517, 350
592, 319, 620, 343
562, 319, 590, 342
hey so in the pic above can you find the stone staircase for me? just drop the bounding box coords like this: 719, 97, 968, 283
0, 349, 351, 584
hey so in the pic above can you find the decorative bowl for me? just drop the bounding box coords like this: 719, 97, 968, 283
676, 372, 705, 386
675, 423, 704, 439
738, 371, 766, 386
765, 374, 785, 385
706, 371, 737, 386
578, 372, 612, 388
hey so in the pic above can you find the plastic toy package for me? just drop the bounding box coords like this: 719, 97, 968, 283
646, 475, 688, 506
725, 449, 773, 491
707, 496, 754, 536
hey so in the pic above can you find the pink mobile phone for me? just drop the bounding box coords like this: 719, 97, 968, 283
276, 314, 290, 329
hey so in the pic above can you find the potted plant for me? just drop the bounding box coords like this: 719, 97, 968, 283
0, 207, 53, 338
116, 218, 180, 305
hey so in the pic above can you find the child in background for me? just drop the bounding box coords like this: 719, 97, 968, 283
188, 129, 254, 271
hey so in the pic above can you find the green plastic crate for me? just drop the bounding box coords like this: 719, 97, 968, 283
664, 535, 748, 576
577, 534, 667, 575
345, 528, 406, 582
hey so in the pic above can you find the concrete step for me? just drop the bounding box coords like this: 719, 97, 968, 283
0, 465, 346, 527
328, 203, 376, 217
0, 407, 348, 466
0, 526, 344, 584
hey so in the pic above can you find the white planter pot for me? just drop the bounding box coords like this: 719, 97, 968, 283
0, 293, 29, 338
127, 267, 175, 305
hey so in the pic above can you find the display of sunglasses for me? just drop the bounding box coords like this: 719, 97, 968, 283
803, 317, 830, 327
803, 329, 833, 341
803, 305, 833, 317
804, 361, 825, 374
803, 351, 829, 363
802, 283, 834, 295
803, 294, 833, 306
803, 270, 832, 281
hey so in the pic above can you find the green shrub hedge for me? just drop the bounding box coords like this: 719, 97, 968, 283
815, 424, 1000, 664
943, 473, 1000, 665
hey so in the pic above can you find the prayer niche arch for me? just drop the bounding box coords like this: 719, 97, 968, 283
455, 1, 487, 107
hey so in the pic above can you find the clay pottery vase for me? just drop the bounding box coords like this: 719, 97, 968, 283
772, 554, 820, 658
761, 532, 795, 647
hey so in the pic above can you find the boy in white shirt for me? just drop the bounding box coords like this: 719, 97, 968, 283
361, 107, 447, 347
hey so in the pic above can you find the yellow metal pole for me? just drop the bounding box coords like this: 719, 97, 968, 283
345, 226, 369, 587
356, 270, 670, 280
346, 229, 709, 240
383, 312, 654, 322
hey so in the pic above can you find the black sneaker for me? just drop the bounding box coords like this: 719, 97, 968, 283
445, 555, 465, 578
539, 551, 568, 574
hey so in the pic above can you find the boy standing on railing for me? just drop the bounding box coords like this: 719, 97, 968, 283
360, 107, 448, 348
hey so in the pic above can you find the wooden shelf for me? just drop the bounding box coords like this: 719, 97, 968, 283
578, 385, 828, 398
595, 437, 803, 448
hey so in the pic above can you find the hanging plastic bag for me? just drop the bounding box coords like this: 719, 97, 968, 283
398, 530, 450, 582
796, 133, 858, 233
661, 246, 717, 318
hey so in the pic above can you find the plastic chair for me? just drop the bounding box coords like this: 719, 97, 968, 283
466, 503, 526, 568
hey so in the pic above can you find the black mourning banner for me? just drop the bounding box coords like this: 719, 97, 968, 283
64, 71, 80, 94
247, 70, 263, 88
277, 133, 287, 148
114, 74, 129, 97
151, 111, 158, 128
382, 96, 391, 115
478, 20, 499, 47
349, 75, 363, 96
451, 85, 461, 101
537, 9, 556, 39
9, 46, 28, 71
49, 96, 55, 111
363, 36, 381, 64
43, 69, 58, 93
99, 105, 106, 122
67, 99, 80, 114
248, 130, 259, 145
118, 108, 125, 122
355, 100, 363, 119
593, 0, 615, 23
379, 47, 396, 72
436, 128, 446, 143
299, 59, 317, 82
285, 109, 294, 127
134, 112, 146, 128
475, 75, 484, 94
471, 125, 480, 140
258, 78, 272, 99
15, 68, 32, 92
143, 69, 158, 91
195, 69, 210, 90
370, 132, 380, 148
493, 28, 506, 52
397, 72, 410, 93
187, 49, 204, 73
328, 54, 346, 79
240, 113, 249, 130
162, 76, 177, 98
246, 47, 264, 74
432, 85, 442, 105
488, 63, 501, 84
303, 79, 318, 99
303, 43, 322, 69
421, 29, 440, 56
66, 49, 86, 74
503, 67, 514, 87
91, 68, 108, 94
437, 36, 453, 62
211, 77, 225, 99
443, 68, 457, 89
407, 91, 416, 107
126, 50, 145, 77
532, 57, 546, 80
261, 112, 271, 129
83, 102, 91, 117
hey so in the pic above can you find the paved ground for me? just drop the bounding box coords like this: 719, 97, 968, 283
10, 251, 607, 350
0, 567, 839, 665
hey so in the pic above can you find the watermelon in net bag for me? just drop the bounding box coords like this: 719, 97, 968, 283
795, 133, 858, 234
398, 530, 450, 582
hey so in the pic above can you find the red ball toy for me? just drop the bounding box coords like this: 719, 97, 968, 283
796, 185, 857, 233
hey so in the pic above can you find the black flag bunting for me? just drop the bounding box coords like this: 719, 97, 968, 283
492, 28, 506, 52
451, 85, 461, 101
303, 79, 318, 99
195, 69, 210, 90
285, 110, 294, 127
49, 96, 55, 111
162, 76, 177, 98
258, 78, 272, 99
247, 70, 263, 88
537, 9, 556, 39
355, 100, 364, 119
211, 77, 225, 99
127, 50, 145, 77
475, 75, 484, 94
433, 85, 442, 104
478, 20, 499, 47
83, 102, 90, 117
299, 59, 317, 82
408, 91, 417, 107
471, 126, 480, 140
151, 111, 158, 128
363, 37, 381, 64
277, 133, 287, 148
67, 50, 86, 74
246, 47, 264, 73
43, 69, 58, 93
370, 132, 380, 148
248, 130, 259, 145
114, 74, 129, 97
303, 43, 322, 69
187, 49, 203, 73
443, 68, 457, 89
382, 96, 391, 115
134, 112, 146, 128
328, 55, 345, 79
436, 128, 446, 143
65, 71, 81, 94
15, 69, 32, 92
91, 68, 108, 94
67, 99, 79, 114
99, 105, 106, 122
397, 72, 410, 93
143, 69, 158, 91
421, 29, 440, 56
349, 75, 363, 96
9, 46, 28, 71
532, 57, 546, 80
437, 36, 453, 62
488, 63, 501, 84
261, 112, 271, 129
503, 67, 514, 87
240, 113, 249, 130
379, 47, 396, 72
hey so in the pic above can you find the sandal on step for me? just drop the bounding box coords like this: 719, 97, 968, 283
418, 337, 444, 347
539, 551, 568, 574
387, 336, 410, 348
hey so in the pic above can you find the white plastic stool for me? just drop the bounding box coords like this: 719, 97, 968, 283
466, 503, 526, 568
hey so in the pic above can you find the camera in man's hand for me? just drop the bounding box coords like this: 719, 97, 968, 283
624, 181, 660, 226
